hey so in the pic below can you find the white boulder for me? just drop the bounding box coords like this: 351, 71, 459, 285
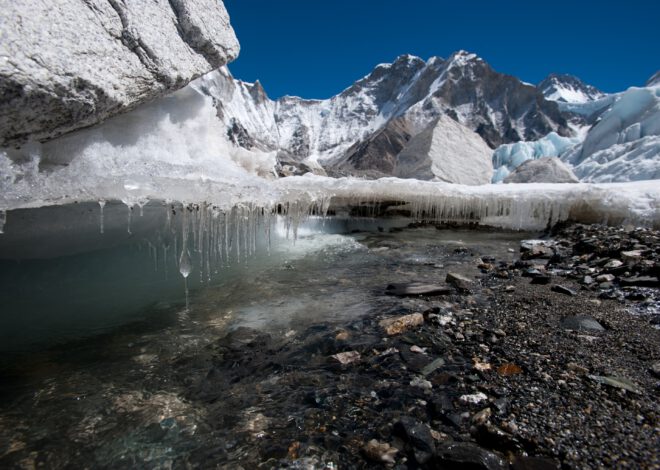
0, 0, 239, 146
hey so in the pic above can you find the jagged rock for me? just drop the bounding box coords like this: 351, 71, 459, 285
503, 157, 579, 184
0, 0, 239, 146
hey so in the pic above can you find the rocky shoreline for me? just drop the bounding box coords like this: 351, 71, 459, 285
1, 223, 658, 469
180, 223, 659, 469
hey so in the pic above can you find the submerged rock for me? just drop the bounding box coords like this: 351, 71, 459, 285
0, 0, 239, 146
385, 282, 452, 297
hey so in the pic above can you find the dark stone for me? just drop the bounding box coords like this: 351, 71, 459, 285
560, 315, 605, 332
393, 416, 436, 464
551, 285, 576, 296
522, 268, 542, 278
512, 456, 561, 470
620, 276, 659, 287
399, 348, 433, 373
473, 424, 520, 453
433, 441, 508, 470
530, 275, 551, 285
386, 282, 452, 297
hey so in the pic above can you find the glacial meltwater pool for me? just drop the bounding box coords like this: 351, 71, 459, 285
0, 202, 531, 468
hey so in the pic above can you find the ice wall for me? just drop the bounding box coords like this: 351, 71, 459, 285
1, 72, 660, 245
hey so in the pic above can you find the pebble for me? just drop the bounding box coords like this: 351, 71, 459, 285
460, 392, 488, 404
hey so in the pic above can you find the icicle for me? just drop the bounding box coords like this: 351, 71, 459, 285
98, 200, 106, 234
0, 210, 6, 234
126, 204, 133, 234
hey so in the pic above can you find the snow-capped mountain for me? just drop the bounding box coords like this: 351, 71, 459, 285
196, 51, 572, 182
537, 73, 606, 104
195, 51, 659, 185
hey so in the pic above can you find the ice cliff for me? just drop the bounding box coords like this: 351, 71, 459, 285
0, 0, 239, 147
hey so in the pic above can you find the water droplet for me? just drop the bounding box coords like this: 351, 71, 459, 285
179, 249, 192, 279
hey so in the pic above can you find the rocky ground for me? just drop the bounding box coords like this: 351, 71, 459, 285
175, 223, 660, 469
1, 223, 658, 469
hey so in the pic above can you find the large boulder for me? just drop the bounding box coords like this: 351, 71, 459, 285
394, 115, 493, 185
504, 157, 579, 183
0, 0, 239, 147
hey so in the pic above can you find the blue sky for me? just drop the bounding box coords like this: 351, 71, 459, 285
223, 0, 659, 99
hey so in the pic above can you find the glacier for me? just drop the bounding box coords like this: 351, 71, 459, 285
491, 132, 581, 182
562, 85, 660, 182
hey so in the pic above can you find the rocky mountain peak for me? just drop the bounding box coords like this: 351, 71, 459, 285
538, 73, 605, 103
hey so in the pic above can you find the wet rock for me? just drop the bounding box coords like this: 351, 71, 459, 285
410, 376, 433, 390
363, 439, 398, 464
434, 441, 507, 470
421, 357, 446, 376
650, 362, 660, 378
512, 456, 561, 470
530, 275, 551, 285
379, 313, 424, 335
522, 268, 543, 278
496, 363, 522, 376
621, 250, 643, 261
330, 351, 360, 364
446, 272, 474, 293
393, 417, 436, 464
619, 276, 659, 287
604, 259, 623, 269
385, 282, 452, 297
560, 315, 605, 332
551, 285, 576, 296
588, 375, 641, 394
400, 347, 433, 373
471, 407, 492, 425
596, 274, 616, 283
460, 392, 488, 404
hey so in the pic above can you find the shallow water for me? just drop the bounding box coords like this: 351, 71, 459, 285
0, 218, 529, 468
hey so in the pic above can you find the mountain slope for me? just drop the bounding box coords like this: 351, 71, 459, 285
197, 51, 573, 182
